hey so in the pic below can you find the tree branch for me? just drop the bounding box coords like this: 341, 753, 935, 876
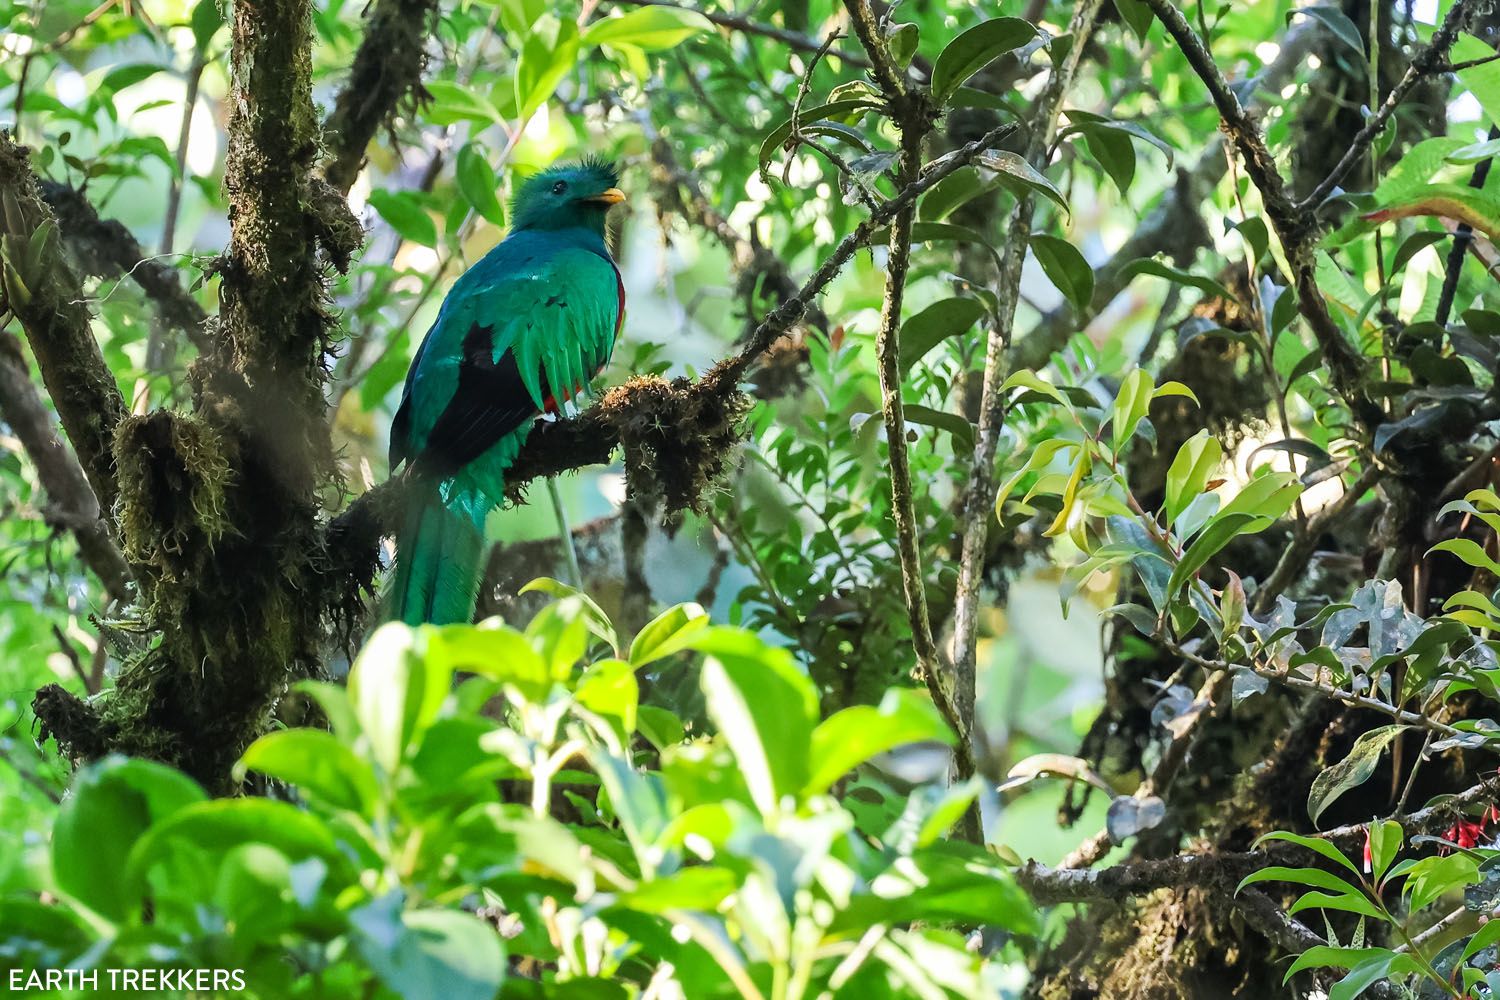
0, 131, 128, 514
320, 0, 439, 193
37, 180, 209, 346
952, 0, 1106, 776
1297, 0, 1485, 210
840, 0, 966, 778
1139, 0, 1385, 432
0, 331, 131, 598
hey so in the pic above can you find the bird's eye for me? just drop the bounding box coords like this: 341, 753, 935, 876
551, 180, 567, 195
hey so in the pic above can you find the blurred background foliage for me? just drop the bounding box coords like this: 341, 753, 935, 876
3, 0, 1500, 992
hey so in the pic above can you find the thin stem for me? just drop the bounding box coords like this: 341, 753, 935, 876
547, 476, 584, 588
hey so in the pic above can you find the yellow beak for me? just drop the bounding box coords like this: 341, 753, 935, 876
586, 188, 627, 206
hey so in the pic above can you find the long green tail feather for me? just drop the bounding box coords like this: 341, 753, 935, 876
389, 498, 486, 625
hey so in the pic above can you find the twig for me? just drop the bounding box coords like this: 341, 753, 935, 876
0, 134, 129, 513
952, 0, 1106, 778
1139, 0, 1385, 432
0, 333, 131, 599
1296, 0, 1483, 211
321, 0, 441, 193
846, 0, 960, 773
1435, 123, 1498, 328
610, 0, 871, 68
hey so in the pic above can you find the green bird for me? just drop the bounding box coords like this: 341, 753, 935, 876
387, 158, 626, 625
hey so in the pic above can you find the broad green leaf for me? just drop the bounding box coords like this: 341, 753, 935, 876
977, 149, 1069, 216
1431, 538, 1500, 578
575, 657, 639, 739
520, 577, 620, 652
904, 404, 975, 448
349, 624, 451, 775
235, 729, 379, 814
1368, 819, 1402, 881
1112, 0, 1153, 41
1165, 512, 1259, 599
1286, 5, 1365, 57
1000, 369, 1066, 404
1283, 946, 1392, 983
630, 602, 710, 667
352, 901, 506, 1000
53, 756, 206, 920
1111, 368, 1153, 454
693, 627, 819, 815
929, 17, 1038, 101
515, 16, 580, 120
1453, 33, 1500, 128
1030, 234, 1094, 313
1462, 913, 1500, 962
1117, 257, 1239, 303
368, 190, 438, 248
1165, 430, 1222, 527
583, 5, 711, 49
804, 688, 955, 796
1330, 953, 1422, 1000
1308, 726, 1408, 824
428, 621, 550, 700
455, 143, 505, 225
899, 296, 987, 371
1254, 831, 1362, 877
1237, 866, 1367, 898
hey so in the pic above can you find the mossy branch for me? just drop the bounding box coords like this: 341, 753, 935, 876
0, 130, 128, 515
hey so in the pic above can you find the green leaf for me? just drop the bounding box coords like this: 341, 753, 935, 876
519, 577, 620, 652
426, 621, 550, 700
191, 0, 224, 48
804, 688, 955, 796
899, 296, 987, 372
53, 756, 206, 920
368, 189, 438, 248
1254, 831, 1362, 877
1030, 234, 1094, 314
101, 64, 164, 93
1237, 866, 1367, 898
758, 99, 881, 179
1453, 33, 1500, 128
1369, 819, 1403, 881
455, 144, 505, 226
348, 623, 452, 775
124, 798, 345, 902
1111, 368, 1153, 454
1430, 538, 1500, 578
352, 901, 506, 1000
1166, 512, 1259, 599
1165, 430, 1222, 527
904, 404, 975, 448
693, 627, 819, 816
515, 17, 580, 120
929, 17, 1038, 102
235, 729, 379, 814
1286, 5, 1365, 58
1000, 369, 1067, 404
1461, 913, 1500, 963
1118, 257, 1239, 303
1308, 725, 1408, 824
1283, 946, 1391, 983
1287, 889, 1385, 921
1330, 953, 1422, 1000
629, 602, 710, 667
575, 657, 639, 739
1112, 0, 1153, 42
977, 149, 1069, 216
582, 5, 711, 50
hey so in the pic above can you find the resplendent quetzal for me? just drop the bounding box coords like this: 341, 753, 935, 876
387, 158, 626, 625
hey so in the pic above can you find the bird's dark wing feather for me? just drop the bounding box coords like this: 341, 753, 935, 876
415, 321, 539, 478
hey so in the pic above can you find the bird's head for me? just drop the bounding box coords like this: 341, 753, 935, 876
511, 157, 625, 234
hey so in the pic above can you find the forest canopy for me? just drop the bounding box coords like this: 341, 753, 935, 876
3, 0, 1500, 996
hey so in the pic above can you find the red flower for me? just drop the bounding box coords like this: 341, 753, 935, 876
1362, 826, 1373, 873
